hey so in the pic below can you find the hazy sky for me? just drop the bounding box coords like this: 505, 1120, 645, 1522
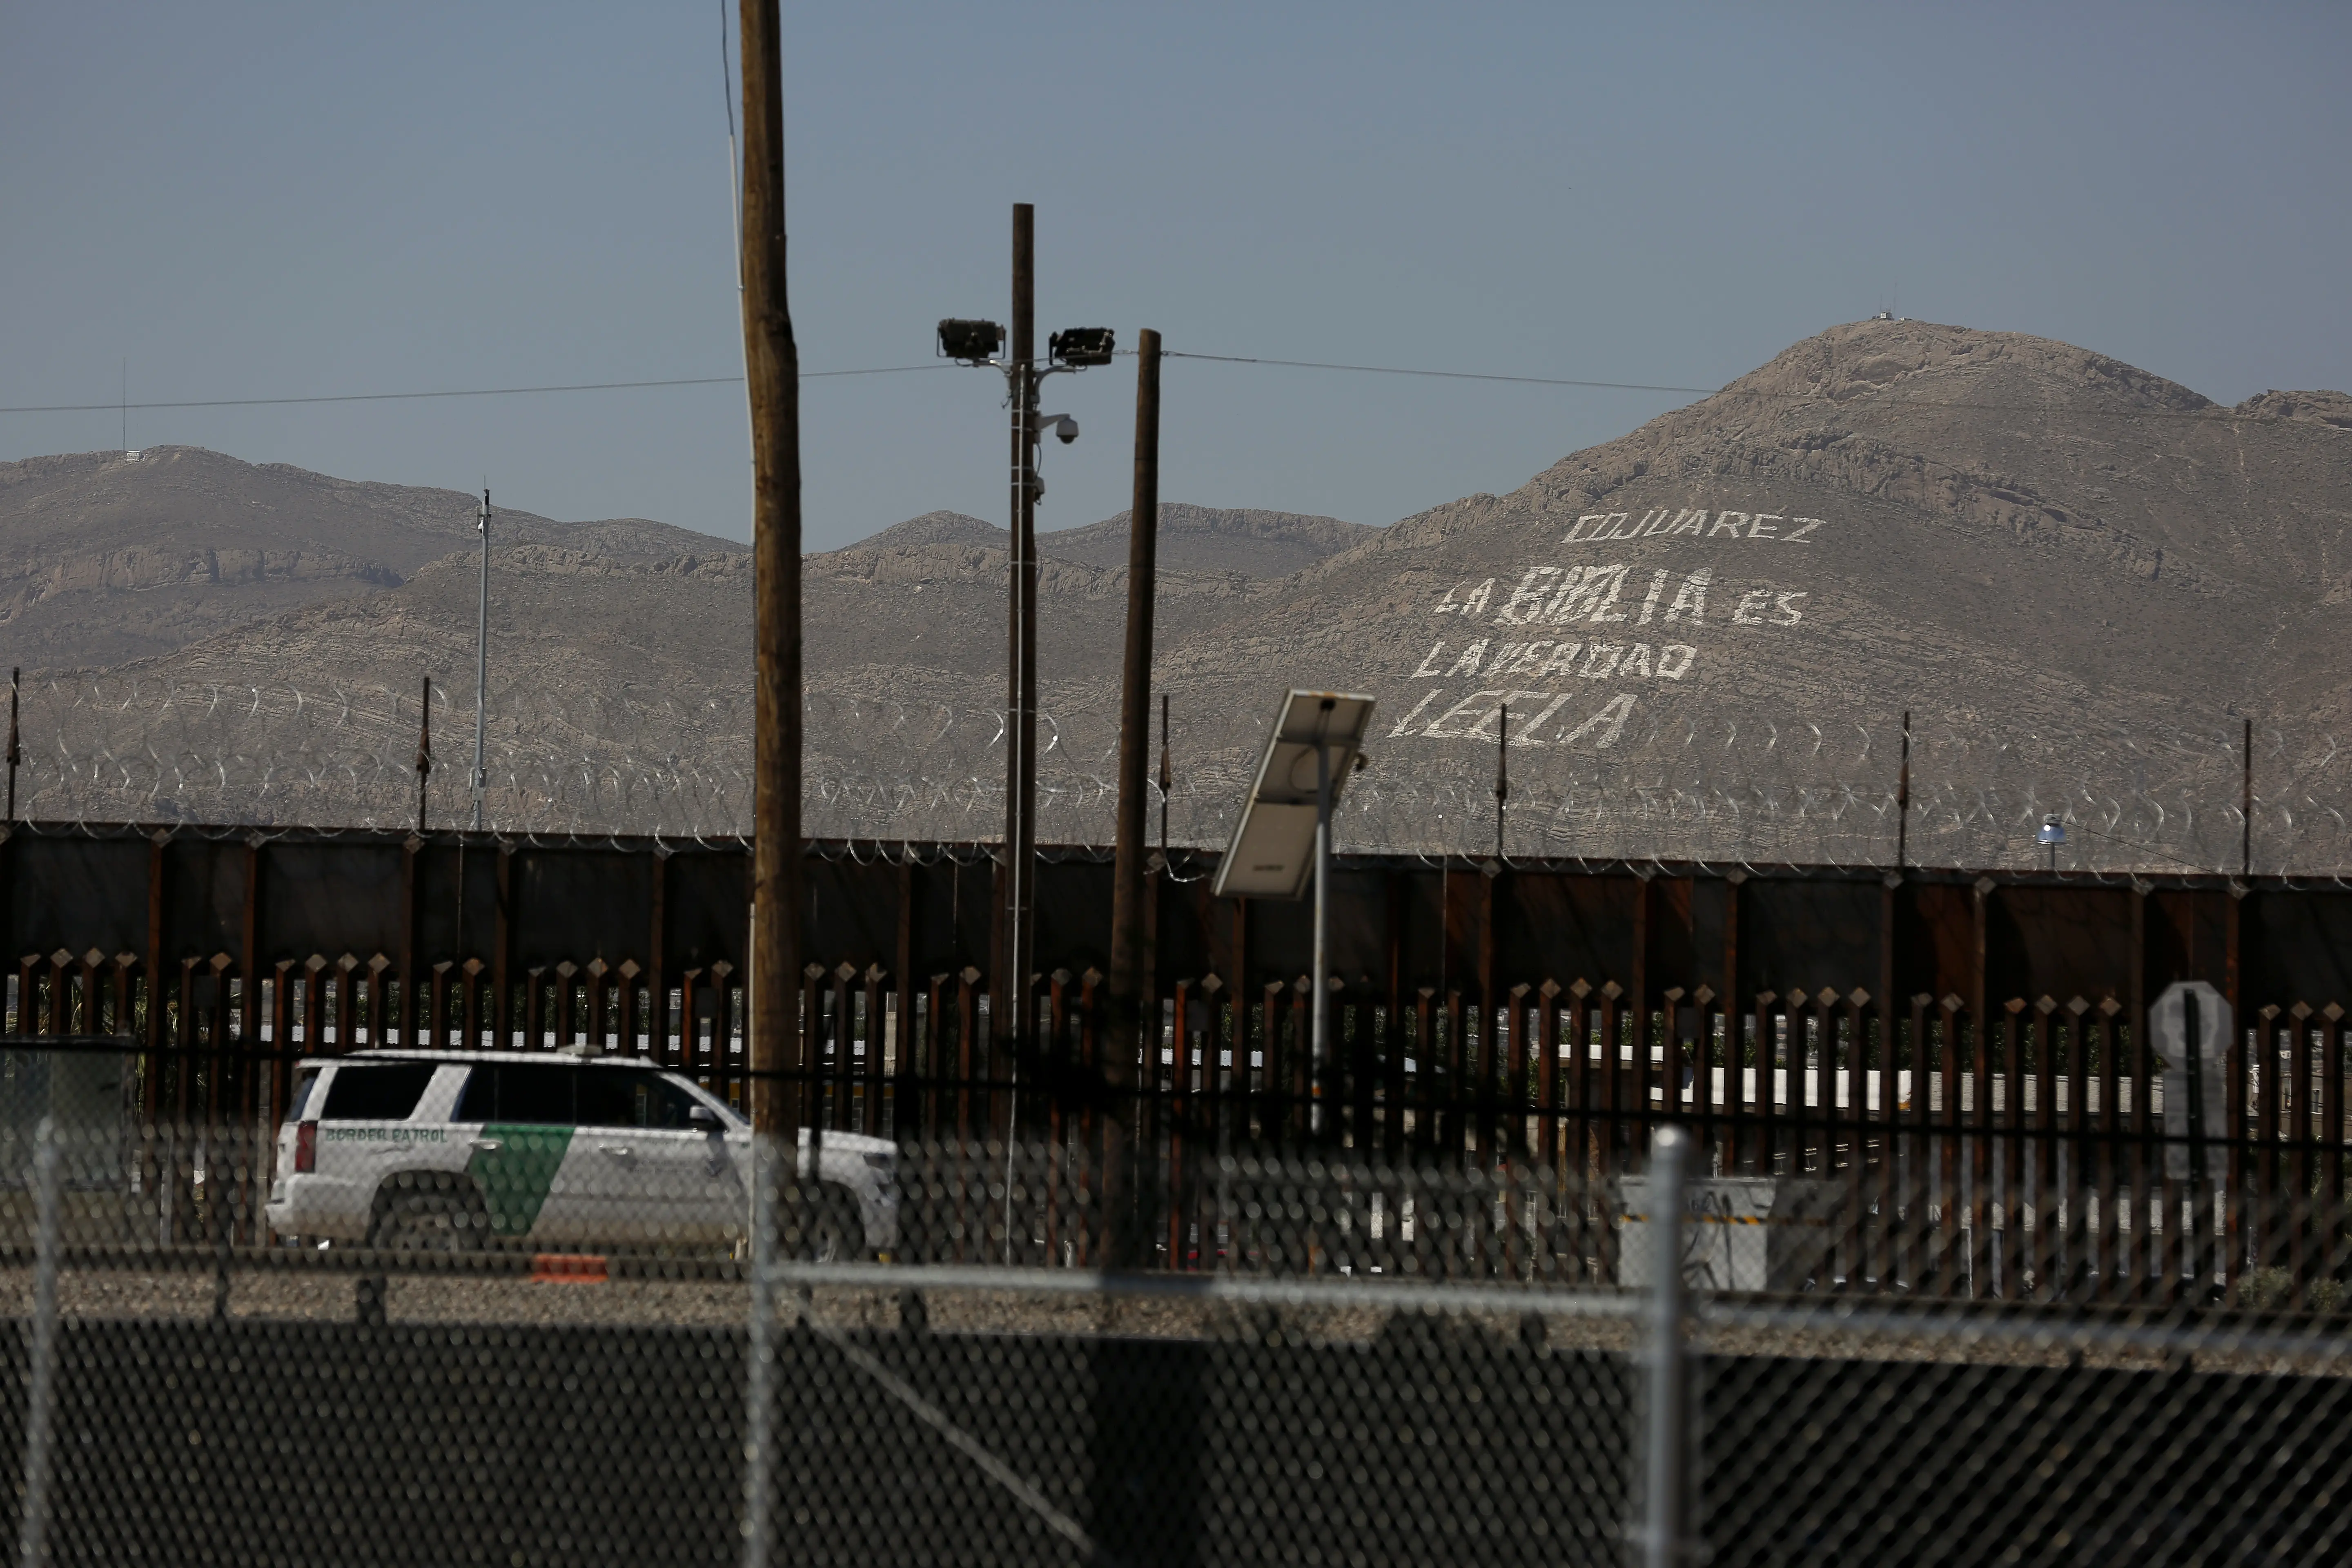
5, 2, 2348, 549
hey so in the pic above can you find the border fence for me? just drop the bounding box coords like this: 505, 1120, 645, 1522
4, 818, 2350, 1301
0, 819, 2350, 1560
0, 1108, 2345, 1564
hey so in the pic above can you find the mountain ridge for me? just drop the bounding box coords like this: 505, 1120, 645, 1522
4, 319, 2346, 866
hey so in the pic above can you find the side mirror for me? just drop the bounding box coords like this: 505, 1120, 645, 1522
688, 1104, 723, 1131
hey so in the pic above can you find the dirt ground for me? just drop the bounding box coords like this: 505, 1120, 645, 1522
0, 1262, 2340, 1380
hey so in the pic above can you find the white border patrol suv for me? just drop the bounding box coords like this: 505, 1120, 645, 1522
264, 1051, 898, 1257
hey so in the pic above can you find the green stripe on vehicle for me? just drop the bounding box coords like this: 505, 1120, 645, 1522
467, 1124, 574, 1236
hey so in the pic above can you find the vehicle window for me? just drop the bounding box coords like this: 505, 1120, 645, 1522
575, 1067, 705, 1129
454, 1064, 575, 1126
574, 1067, 644, 1128
455, 1069, 490, 1122
286, 1067, 321, 1123
652, 1076, 711, 1129
319, 1062, 436, 1122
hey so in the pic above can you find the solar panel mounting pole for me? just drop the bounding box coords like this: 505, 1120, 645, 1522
1213, 689, 1375, 1140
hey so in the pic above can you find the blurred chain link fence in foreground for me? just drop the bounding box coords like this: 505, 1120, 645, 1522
9, 675, 2352, 875
0, 1036, 2347, 1566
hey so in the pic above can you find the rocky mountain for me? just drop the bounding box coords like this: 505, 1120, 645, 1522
1043, 505, 1376, 578
5, 322, 2348, 871
0, 450, 1367, 841
1157, 324, 2352, 866
0, 447, 717, 670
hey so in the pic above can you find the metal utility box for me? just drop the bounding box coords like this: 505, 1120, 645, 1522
0, 1050, 126, 1189
1615, 1174, 1848, 1294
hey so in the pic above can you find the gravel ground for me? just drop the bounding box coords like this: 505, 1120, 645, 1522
0, 1265, 2340, 1376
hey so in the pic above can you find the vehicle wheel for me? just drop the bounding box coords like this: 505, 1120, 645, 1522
369, 1174, 490, 1253
798, 1186, 869, 1263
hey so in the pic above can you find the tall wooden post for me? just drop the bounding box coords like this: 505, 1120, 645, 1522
741, 0, 803, 1136
1104, 329, 1162, 1267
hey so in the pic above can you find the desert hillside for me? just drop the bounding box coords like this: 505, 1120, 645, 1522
5, 321, 2346, 871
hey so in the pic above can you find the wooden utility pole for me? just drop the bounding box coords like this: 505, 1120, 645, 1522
741, 0, 803, 1136
1003, 205, 1038, 1049
1105, 329, 1162, 1267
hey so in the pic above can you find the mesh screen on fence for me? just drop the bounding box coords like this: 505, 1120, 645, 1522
0, 1040, 2345, 1565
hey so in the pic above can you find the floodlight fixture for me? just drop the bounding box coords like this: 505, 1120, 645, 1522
1214, 690, 1375, 1130
1048, 327, 1116, 368
937, 318, 1006, 363
2039, 813, 2066, 871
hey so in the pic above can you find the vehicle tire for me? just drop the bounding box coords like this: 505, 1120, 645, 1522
368, 1173, 490, 1253
797, 1185, 870, 1263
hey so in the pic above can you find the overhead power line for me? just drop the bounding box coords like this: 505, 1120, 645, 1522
0, 350, 2321, 425
1159, 350, 1716, 396
1153, 350, 2303, 424
0, 365, 948, 416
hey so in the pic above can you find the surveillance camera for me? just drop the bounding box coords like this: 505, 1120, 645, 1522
1053, 416, 1079, 445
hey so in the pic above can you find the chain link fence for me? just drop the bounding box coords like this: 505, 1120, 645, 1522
0, 1038, 2345, 1564
8, 675, 2352, 875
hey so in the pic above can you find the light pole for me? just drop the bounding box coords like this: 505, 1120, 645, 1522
938, 214, 1113, 1049
471, 488, 491, 832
